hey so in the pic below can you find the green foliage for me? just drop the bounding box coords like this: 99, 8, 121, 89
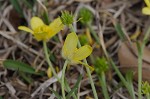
3, 60, 44, 76
94, 57, 109, 75
23, 0, 36, 9
50, 88, 62, 99
19, 72, 33, 84
10, 0, 24, 17
94, 57, 110, 99
79, 34, 89, 46
114, 22, 126, 41
110, 60, 136, 99
42, 11, 50, 25
142, 81, 150, 95
79, 8, 93, 25
66, 75, 82, 99
60, 11, 74, 25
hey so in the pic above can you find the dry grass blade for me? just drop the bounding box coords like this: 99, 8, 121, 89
0, 31, 43, 57
0, 0, 149, 98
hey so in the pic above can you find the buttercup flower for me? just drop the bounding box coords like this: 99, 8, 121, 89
62, 32, 93, 70
18, 17, 64, 41
142, 0, 150, 15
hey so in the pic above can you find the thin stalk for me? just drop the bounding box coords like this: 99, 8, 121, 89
111, 61, 135, 99
43, 41, 60, 82
88, 23, 109, 60
69, 24, 98, 99
100, 72, 110, 99
87, 23, 135, 98
138, 27, 150, 99
146, 94, 150, 99
138, 46, 143, 99
84, 61, 99, 99
43, 41, 77, 99
129, 80, 136, 99
64, 79, 78, 99
61, 60, 68, 99
87, 23, 100, 44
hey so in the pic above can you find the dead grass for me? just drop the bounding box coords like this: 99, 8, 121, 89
0, 0, 149, 98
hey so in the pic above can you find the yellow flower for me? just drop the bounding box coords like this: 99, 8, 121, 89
62, 32, 93, 70
142, 0, 150, 15
18, 17, 64, 41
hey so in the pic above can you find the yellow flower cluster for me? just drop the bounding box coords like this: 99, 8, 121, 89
18, 16, 93, 70
18, 17, 64, 41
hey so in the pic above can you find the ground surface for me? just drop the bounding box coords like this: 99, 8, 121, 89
0, 0, 149, 99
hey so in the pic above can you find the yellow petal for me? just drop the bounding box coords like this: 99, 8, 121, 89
73, 45, 92, 61
62, 32, 78, 59
142, 7, 150, 15
18, 26, 33, 34
48, 18, 64, 38
34, 32, 48, 41
30, 17, 44, 30
145, 0, 150, 8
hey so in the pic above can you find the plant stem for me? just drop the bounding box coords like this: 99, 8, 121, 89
69, 24, 98, 99
84, 60, 99, 99
87, 23, 100, 44
100, 72, 110, 99
137, 44, 143, 99
61, 60, 68, 99
146, 94, 150, 99
111, 60, 135, 99
43, 41, 77, 99
43, 41, 60, 82
64, 79, 78, 99
138, 27, 150, 99
87, 23, 135, 98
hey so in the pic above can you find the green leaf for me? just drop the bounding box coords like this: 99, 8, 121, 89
114, 22, 125, 41
22, 0, 34, 9
50, 88, 62, 99
66, 75, 82, 99
19, 72, 33, 84
0, 96, 3, 99
64, 78, 78, 99
10, 0, 24, 17
125, 71, 134, 84
42, 11, 50, 25
3, 60, 44, 76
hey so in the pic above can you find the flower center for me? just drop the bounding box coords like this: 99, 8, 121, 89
34, 25, 50, 34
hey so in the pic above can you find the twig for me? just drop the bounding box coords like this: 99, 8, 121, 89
31, 71, 62, 97
0, 31, 43, 57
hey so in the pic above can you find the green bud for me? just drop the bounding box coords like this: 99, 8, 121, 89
142, 81, 150, 95
78, 34, 89, 46
94, 57, 109, 75
60, 11, 74, 25
79, 7, 93, 25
